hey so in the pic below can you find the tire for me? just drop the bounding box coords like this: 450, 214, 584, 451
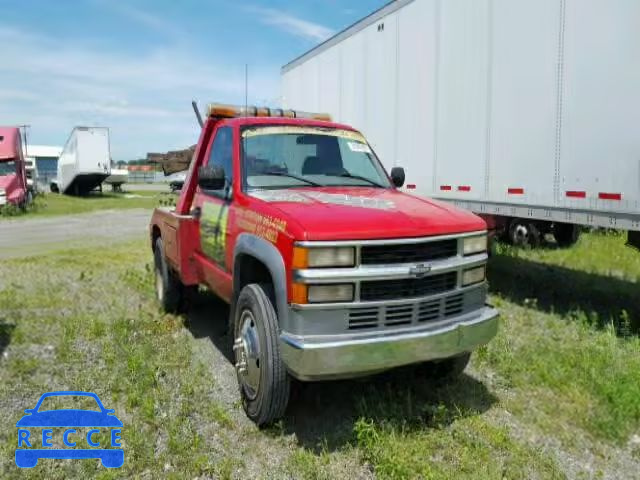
419, 352, 472, 384
233, 284, 290, 426
508, 219, 541, 248
553, 223, 580, 248
154, 237, 183, 313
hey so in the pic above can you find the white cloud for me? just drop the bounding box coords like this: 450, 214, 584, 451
248, 6, 334, 42
92, 1, 184, 38
0, 26, 279, 159
105, 3, 171, 31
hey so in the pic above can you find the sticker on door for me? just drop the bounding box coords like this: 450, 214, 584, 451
200, 201, 229, 266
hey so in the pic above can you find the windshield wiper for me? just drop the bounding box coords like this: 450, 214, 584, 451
260, 171, 323, 187
336, 172, 385, 188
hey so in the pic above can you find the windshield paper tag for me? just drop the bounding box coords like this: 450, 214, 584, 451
347, 142, 371, 154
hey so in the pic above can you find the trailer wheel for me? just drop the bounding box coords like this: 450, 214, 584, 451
418, 352, 472, 384
508, 220, 541, 248
233, 284, 290, 426
154, 237, 183, 313
553, 223, 580, 248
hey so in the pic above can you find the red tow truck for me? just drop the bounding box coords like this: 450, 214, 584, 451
149, 104, 499, 425
0, 127, 29, 208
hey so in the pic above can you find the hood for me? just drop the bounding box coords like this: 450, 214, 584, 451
0, 173, 16, 190
249, 187, 486, 241
16, 410, 123, 427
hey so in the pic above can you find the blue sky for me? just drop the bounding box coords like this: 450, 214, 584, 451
0, 0, 387, 160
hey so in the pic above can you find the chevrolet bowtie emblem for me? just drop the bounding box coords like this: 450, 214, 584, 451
409, 264, 431, 278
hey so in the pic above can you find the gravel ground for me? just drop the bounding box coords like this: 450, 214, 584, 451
0, 208, 151, 259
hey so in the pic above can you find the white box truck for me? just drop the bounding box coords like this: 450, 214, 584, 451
282, 0, 640, 250
52, 127, 111, 195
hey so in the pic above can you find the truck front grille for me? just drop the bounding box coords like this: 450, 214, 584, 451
348, 290, 483, 331
360, 239, 458, 265
360, 271, 457, 301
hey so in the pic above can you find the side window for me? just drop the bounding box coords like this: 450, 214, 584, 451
208, 127, 233, 186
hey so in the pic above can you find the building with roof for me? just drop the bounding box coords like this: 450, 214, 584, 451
24, 145, 63, 187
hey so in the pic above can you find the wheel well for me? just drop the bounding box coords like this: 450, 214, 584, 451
151, 225, 161, 252
235, 254, 274, 294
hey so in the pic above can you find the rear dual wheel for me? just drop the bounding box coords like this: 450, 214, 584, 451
154, 237, 185, 313
553, 223, 580, 248
508, 220, 541, 248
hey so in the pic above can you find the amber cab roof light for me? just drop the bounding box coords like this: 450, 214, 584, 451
207, 103, 331, 122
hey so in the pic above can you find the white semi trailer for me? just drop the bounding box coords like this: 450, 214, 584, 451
282, 0, 640, 250
52, 127, 111, 195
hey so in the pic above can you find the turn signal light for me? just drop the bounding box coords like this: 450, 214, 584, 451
291, 283, 308, 304
207, 103, 331, 121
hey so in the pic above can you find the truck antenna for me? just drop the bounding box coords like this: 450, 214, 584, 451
245, 64, 249, 114
191, 100, 204, 128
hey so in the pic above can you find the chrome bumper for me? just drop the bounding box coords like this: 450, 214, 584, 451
280, 305, 499, 381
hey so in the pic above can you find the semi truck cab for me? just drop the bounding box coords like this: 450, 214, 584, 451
0, 127, 29, 208
149, 103, 499, 425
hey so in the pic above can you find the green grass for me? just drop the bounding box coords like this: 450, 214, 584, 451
0, 241, 227, 478
489, 230, 640, 332
0, 231, 638, 478
481, 230, 640, 444
0, 190, 176, 219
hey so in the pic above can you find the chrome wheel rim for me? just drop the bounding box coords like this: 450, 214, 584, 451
234, 309, 261, 400
512, 224, 530, 246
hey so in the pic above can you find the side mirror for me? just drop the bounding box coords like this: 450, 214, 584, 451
198, 165, 226, 191
390, 167, 405, 188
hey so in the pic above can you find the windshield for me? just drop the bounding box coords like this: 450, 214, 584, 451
241, 126, 391, 190
0, 161, 16, 176
37, 395, 101, 412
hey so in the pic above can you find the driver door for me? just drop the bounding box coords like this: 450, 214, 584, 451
193, 126, 235, 299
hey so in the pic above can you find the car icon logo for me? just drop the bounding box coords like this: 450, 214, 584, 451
15, 391, 123, 468
409, 263, 431, 278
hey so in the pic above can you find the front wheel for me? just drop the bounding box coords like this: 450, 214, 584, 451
233, 284, 290, 426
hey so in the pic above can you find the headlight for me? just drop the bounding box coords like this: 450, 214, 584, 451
463, 235, 488, 256
293, 247, 355, 268
292, 283, 354, 304
462, 266, 486, 286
